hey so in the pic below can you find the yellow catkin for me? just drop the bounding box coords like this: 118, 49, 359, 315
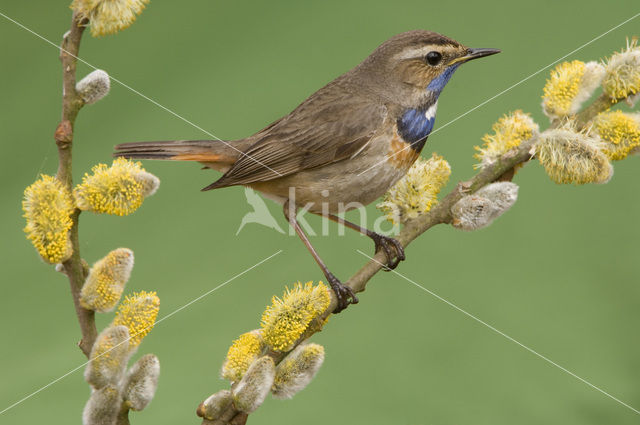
541, 60, 605, 118
377, 153, 451, 224
22, 175, 74, 264
112, 290, 160, 347
536, 127, 612, 185
602, 38, 640, 100
221, 330, 264, 382
542, 61, 586, 117
592, 111, 640, 160
261, 282, 331, 352
542, 60, 605, 120
71, 0, 150, 37
74, 157, 159, 216
474, 110, 539, 168
80, 248, 134, 312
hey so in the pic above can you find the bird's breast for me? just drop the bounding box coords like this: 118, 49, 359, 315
386, 127, 420, 170
396, 101, 437, 153
389, 101, 438, 169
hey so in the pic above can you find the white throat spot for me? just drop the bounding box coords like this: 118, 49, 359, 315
424, 102, 438, 120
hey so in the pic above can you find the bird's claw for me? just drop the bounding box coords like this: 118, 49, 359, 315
372, 234, 405, 271
326, 273, 358, 313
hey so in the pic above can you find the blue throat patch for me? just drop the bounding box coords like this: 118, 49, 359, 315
397, 106, 436, 148
396, 64, 460, 151
427, 64, 459, 94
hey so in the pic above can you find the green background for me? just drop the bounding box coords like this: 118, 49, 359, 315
1, 1, 639, 424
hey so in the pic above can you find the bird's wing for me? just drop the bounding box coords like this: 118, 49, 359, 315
203, 82, 387, 190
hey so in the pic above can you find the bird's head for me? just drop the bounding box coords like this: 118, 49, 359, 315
354, 30, 500, 108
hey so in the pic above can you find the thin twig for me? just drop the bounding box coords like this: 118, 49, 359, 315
574, 93, 617, 128
55, 12, 96, 358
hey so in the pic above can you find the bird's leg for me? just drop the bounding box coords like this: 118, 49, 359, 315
283, 200, 358, 313
313, 212, 405, 271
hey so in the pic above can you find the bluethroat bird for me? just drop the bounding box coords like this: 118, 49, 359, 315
114, 30, 500, 313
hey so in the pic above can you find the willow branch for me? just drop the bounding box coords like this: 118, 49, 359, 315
55, 12, 96, 358
573, 91, 630, 129
204, 90, 618, 424
340, 95, 612, 311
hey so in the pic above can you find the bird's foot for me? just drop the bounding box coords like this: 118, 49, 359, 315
371, 233, 405, 271
325, 272, 358, 313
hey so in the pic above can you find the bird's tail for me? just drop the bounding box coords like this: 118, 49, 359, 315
113, 139, 242, 171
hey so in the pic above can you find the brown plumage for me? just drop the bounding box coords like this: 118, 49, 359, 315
114, 30, 500, 312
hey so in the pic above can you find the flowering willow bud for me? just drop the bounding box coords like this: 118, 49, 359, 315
74, 158, 159, 216
591, 111, 640, 161
536, 127, 613, 185
112, 290, 160, 347
602, 38, 640, 100
377, 153, 451, 224
232, 357, 275, 414
272, 343, 325, 399
71, 0, 150, 37
22, 175, 74, 264
542, 61, 605, 119
82, 385, 121, 425
76, 70, 110, 104
197, 390, 233, 421
475, 182, 519, 211
123, 354, 160, 411
80, 248, 134, 313
474, 110, 539, 168
85, 325, 130, 389
451, 182, 519, 231
261, 282, 331, 352
221, 330, 264, 382
451, 196, 495, 231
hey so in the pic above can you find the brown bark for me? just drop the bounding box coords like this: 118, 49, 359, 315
56, 12, 96, 358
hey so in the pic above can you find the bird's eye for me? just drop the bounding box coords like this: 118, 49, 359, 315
425, 51, 442, 66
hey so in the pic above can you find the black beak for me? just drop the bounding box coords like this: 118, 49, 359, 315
462, 47, 501, 63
